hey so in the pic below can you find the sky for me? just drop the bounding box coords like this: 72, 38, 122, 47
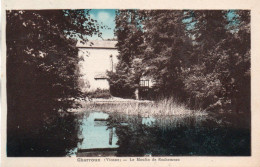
87, 9, 237, 40
88, 9, 116, 40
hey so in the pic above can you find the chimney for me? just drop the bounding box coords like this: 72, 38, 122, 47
110, 55, 113, 72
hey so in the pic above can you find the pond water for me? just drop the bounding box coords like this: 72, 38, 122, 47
78, 112, 118, 149
70, 111, 250, 157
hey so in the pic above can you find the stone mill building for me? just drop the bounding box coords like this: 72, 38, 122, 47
77, 40, 118, 91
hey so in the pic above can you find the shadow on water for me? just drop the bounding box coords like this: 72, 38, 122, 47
72, 111, 250, 156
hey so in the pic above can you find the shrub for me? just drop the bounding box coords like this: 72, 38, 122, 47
86, 88, 112, 99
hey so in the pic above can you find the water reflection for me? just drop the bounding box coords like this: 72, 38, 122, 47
77, 112, 118, 156
73, 111, 250, 156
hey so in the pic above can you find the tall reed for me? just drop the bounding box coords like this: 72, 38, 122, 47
80, 97, 207, 118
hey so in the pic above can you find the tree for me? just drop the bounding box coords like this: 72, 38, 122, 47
107, 10, 144, 98
219, 10, 250, 113
108, 9, 250, 114
141, 10, 193, 99
183, 10, 250, 112
6, 10, 101, 156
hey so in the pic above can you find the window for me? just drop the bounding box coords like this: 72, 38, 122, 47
140, 80, 149, 88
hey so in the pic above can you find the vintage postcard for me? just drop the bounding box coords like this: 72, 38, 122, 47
1, 0, 260, 166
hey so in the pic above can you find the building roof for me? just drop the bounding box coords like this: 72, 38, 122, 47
76, 40, 117, 49
94, 72, 108, 79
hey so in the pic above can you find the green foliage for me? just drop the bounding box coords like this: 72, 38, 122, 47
141, 10, 193, 99
109, 10, 250, 113
183, 10, 250, 112
6, 10, 101, 156
107, 10, 145, 98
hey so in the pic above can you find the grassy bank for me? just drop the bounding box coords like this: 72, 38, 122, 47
79, 98, 207, 118
75, 97, 250, 129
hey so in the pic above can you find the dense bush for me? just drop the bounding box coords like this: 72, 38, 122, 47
86, 88, 112, 99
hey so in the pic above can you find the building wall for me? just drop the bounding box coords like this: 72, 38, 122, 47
78, 48, 118, 91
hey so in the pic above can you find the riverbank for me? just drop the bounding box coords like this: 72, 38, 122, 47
70, 97, 207, 118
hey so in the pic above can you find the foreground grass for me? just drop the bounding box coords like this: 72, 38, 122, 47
78, 98, 207, 118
